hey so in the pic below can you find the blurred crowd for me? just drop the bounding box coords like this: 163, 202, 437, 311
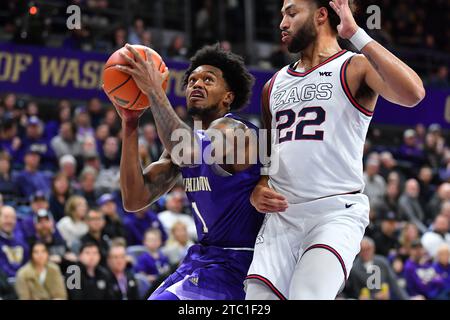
340, 123, 450, 300
0, 92, 196, 300
0, 0, 449, 87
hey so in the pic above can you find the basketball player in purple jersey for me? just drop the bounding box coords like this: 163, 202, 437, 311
107, 44, 264, 300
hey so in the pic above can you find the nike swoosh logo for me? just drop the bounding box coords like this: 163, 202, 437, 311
345, 203, 356, 209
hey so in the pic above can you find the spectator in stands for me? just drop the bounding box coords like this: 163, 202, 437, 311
75, 209, 110, 266
97, 194, 125, 239
74, 107, 94, 141
440, 201, 450, 223
124, 208, 167, 246
139, 123, 162, 163
363, 157, 386, 211
27, 209, 76, 268
48, 173, 72, 222
19, 191, 50, 240
0, 118, 21, 163
163, 221, 194, 266
428, 66, 450, 88
158, 192, 197, 241
15, 241, 67, 300
372, 210, 400, 257
77, 166, 100, 207
417, 166, 436, 219
113, 27, 127, 51
87, 98, 104, 129
397, 129, 424, 167
0, 206, 29, 277
107, 242, 139, 300
134, 229, 170, 285
50, 121, 83, 159
128, 18, 146, 45
141, 30, 153, 47
380, 182, 401, 215
59, 154, 79, 192
25, 102, 41, 119
415, 124, 426, 150
95, 123, 110, 154
56, 195, 89, 248
397, 223, 421, 262
0, 93, 18, 121
0, 151, 18, 202
44, 100, 72, 140
399, 179, 427, 233
167, 35, 188, 61
424, 132, 444, 169
379, 151, 403, 182
428, 183, 450, 220
403, 240, 444, 299
19, 116, 56, 170
103, 108, 120, 136
83, 152, 101, 174
346, 237, 408, 300
433, 244, 450, 299
101, 136, 120, 169
428, 124, 445, 149
0, 267, 16, 300
14, 147, 51, 198
66, 242, 112, 300
421, 215, 450, 259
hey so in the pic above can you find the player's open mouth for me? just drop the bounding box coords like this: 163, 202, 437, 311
190, 90, 206, 101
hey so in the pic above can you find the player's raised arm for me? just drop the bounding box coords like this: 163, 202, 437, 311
112, 104, 180, 212
329, 0, 426, 108
118, 44, 198, 166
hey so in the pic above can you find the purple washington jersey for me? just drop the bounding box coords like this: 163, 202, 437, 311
180, 113, 264, 248
149, 113, 264, 300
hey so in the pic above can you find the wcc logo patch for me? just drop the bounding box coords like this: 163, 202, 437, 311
319, 71, 333, 77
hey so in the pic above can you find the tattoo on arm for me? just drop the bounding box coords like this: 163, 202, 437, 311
365, 53, 386, 81
148, 89, 194, 153
143, 157, 181, 202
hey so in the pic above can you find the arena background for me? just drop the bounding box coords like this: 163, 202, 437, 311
0, 0, 449, 300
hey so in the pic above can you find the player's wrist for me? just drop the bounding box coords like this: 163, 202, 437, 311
349, 27, 374, 51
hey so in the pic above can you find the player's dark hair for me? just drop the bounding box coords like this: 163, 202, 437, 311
183, 44, 255, 111
312, 0, 356, 34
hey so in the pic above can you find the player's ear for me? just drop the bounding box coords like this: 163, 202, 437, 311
223, 92, 235, 109
316, 7, 328, 27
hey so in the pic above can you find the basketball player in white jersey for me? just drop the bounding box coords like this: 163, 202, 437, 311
245, 0, 425, 300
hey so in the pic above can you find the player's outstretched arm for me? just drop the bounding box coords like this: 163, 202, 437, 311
330, 0, 425, 108
113, 103, 180, 212
118, 44, 197, 165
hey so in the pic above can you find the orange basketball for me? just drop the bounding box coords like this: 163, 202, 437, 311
103, 45, 168, 111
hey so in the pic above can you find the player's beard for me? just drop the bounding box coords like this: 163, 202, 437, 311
187, 104, 218, 119
287, 14, 317, 53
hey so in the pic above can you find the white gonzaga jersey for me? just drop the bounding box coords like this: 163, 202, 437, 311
268, 50, 373, 203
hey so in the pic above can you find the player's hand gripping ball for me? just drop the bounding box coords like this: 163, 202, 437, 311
103, 45, 169, 111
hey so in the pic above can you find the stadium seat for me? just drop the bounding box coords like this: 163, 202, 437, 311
126, 245, 149, 265
134, 273, 151, 300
